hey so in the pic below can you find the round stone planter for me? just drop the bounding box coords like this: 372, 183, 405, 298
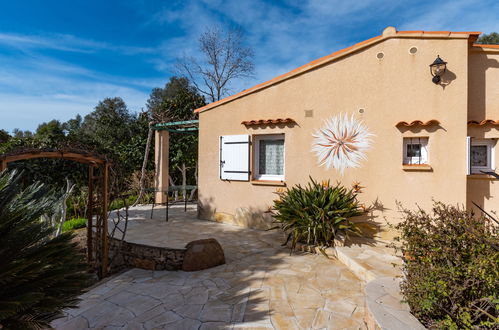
108, 237, 226, 272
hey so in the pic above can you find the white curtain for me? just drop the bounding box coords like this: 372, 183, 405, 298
259, 139, 284, 175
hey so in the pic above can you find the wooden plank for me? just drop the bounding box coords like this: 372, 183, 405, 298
101, 163, 109, 277
86, 165, 94, 263
2, 151, 106, 165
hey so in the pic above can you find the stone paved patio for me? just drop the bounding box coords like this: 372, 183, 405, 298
53, 205, 367, 329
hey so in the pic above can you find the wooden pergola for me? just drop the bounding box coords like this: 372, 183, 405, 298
152, 120, 199, 204
0, 149, 111, 278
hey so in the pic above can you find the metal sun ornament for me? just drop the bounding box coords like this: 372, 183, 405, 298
312, 113, 373, 175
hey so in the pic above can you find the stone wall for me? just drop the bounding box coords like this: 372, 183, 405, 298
109, 237, 185, 272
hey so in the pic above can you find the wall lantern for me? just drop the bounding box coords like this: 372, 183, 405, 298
429, 55, 447, 84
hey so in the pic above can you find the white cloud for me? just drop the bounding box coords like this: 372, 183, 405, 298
0, 53, 151, 132
398, 0, 499, 33
150, 0, 499, 101
0, 32, 155, 55
2, 0, 499, 133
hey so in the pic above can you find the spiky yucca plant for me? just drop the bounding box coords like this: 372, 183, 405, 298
0, 171, 89, 329
272, 177, 363, 251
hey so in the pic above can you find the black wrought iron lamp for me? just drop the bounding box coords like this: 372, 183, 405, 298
429, 55, 447, 84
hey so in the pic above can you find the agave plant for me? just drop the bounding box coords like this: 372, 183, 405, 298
0, 170, 89, 329
272, 177, 363, 251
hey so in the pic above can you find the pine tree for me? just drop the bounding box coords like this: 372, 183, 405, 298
0, 170, 89, 329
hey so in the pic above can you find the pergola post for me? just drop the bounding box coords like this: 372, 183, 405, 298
154, 130, 169, 204
101, 163, 109, 277
86, 165, 94, 263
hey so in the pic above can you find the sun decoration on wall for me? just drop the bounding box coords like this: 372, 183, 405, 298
312, 113, 373, 175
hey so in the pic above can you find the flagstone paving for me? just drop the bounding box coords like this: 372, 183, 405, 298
53, 205, 367, 329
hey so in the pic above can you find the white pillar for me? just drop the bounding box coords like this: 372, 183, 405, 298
154, 130, 169, 203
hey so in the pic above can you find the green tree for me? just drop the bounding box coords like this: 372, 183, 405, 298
146, 77, 205, 193
81, 97, 135, 152
63, 114, 83, 141
35, 120, 66, 146
0, 170, 89, 329
147, 77, 204, 122
78, 97, 151, 195
477, 32, 499, 44
12, 128, 34, 139
0, 130, 10, 144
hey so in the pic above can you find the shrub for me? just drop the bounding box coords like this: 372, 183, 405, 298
393, 202, 498, 329
109, 193, 138, 211
0, 171, 89, 329
271, 177, 362, 251
62, 218, 87, 232
66, 190, 88, 219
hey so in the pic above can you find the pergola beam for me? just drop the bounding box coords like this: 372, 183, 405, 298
1, 151, 108, 165
152, 119, 199, 129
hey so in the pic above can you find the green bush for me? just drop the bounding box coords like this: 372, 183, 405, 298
62, 218, 87, 232
109, 194, 138, 211
66, 190, 88, 220
271, 177, 362, 251
0, 171, 89, 329
393, 202, 498, 329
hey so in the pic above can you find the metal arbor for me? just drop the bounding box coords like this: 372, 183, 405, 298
0, 149, 111, 278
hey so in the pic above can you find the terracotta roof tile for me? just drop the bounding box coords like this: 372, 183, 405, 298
472, 44, 499, 49
468, 119, 499, 126
241, 118, 296, 126
396, 120, 441, 127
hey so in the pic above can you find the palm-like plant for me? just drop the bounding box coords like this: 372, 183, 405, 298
0, 170, 89, 329
272, 177, 363, 251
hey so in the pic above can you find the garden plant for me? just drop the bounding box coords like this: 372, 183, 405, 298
272, 177, 362, 252
0, 171, 89, 329
393, 202, 498, 329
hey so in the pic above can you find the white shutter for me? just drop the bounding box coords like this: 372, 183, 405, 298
466, 136, 471, 175
220, 135, 250, 181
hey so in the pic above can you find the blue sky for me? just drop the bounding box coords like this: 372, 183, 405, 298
1, 0, 498, 133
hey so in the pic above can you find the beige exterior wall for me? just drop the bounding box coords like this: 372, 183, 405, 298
467, 49, 499, 212
198, 35, 472, 236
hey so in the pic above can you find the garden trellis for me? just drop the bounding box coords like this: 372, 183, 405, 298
0, 148, 111, 278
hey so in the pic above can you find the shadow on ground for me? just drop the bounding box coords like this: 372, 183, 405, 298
52, 204, 367, 329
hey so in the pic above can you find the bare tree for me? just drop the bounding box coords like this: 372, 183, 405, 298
176, 26, 254, 102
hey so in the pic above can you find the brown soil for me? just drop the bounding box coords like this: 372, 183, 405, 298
71, 228, 88, 255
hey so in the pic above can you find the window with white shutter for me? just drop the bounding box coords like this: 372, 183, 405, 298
403, 137, 429, 165
219, 135, 250, 181
469, 138, 495, 174
253, 134, 285, 181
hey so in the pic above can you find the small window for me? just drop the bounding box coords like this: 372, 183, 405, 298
470, 139, 495, 174
253, 134, 285, 181
403, 137, 429, 165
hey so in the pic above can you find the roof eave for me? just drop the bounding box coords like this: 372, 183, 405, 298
195, 28, 481, 114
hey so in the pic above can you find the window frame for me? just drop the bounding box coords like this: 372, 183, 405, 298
253, 134, 285, 182
403, 137, 429, 165
470, 139, 495, 174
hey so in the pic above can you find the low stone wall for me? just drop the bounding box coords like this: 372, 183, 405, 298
109, 237, 185, 272
365, 277, 426, 330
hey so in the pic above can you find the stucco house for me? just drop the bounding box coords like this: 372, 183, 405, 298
157, 27, 499, 239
